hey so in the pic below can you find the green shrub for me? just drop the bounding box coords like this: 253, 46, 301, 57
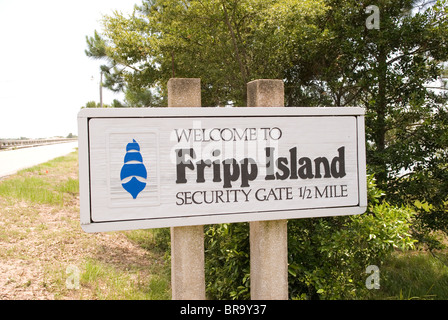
204, 174, 417, 299
204, 222, 250, 300
287, 202, 416, 299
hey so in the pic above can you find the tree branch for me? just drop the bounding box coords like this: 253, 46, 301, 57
221, 0, 247, 85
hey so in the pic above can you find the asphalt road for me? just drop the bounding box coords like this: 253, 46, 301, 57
0, 142, 78, 178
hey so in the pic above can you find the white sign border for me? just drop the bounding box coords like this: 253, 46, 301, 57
78, 107, 367, 233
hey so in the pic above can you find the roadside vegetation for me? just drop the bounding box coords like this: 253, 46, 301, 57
1, 151, 448, 299
82, 0, 448, 300
0, 151, 170, 300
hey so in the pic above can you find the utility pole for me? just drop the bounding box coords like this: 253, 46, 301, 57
100, 71, 103, 108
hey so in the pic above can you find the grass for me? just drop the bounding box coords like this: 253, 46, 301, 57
368, 250, 448, 300
0, 176, 64, 205
79, 258, 170, 300
2, 150, 448, 300
0, 152, 79, 206
0, 151, 171, 300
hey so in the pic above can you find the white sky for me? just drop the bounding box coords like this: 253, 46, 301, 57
0, 0, 136, 139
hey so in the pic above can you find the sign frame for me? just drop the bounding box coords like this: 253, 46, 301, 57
78, 107, 367, 233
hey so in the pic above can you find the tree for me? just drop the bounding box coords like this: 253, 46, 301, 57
83, 100, 113, 108
88, 0, 448, 226
292, 0, 448, 234
275, 0, 448, 235
85, 30, 108, 59
86, 0, 327, 106
83, 101, 101, 108
85, 0, 448, 298
204, 175, 416, 299
124, 87, 163, 107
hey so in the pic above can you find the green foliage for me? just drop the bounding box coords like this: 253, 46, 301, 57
83, 101, 101, 108
86, 3, 448, 237
87, 0, 448, 209
0, 176, 64, 205
204, 175, 417, 299
371, 251, 448, 300
290, 0, 448, 235
83, 100, 129, 108
204, 222, 250, 300
124, 87, 163, 107
80, 258, 171, 300
0, 153, 79, 206
83, 0, 448, 298
87, 0, 328, 106
287, 203, 416, 299
85, 30, 108, 59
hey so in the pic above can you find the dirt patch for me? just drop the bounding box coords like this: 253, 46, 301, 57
0, 152, 170, 300
0, 194, 161, 300
0, 259, 53, 300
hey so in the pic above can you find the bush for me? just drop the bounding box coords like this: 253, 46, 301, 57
287, 202, 416, 299
204, 222, 250, 299
204, 175, 417, 299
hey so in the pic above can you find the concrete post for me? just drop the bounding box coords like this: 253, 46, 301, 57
168, 78, 206, 300
247, 79, 289, 300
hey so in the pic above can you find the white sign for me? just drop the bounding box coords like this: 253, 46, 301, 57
78, 107, 367, 233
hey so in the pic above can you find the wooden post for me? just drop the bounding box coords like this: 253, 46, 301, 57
247, 79, 289, 300
168, 78, 206, 300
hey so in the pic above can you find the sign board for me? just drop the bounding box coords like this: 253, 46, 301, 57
78, 107, 367, 233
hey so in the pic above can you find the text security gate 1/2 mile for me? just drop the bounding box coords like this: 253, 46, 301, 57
78, 107, 367, 233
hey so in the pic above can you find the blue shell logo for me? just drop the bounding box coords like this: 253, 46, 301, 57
120, 139, 147, 199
